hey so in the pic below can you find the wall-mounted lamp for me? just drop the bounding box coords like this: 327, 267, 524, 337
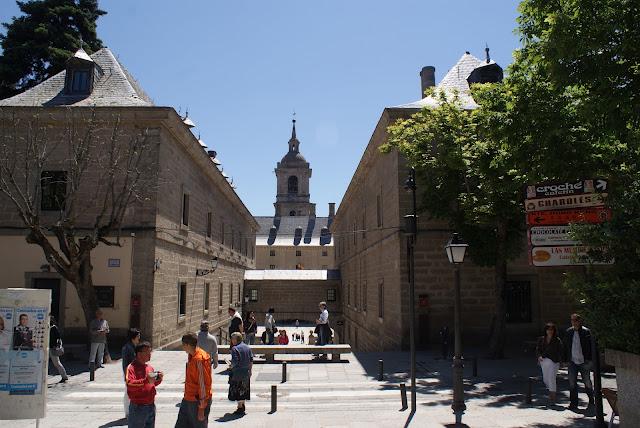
153, 258, 162, 272
196, 257, 219, 277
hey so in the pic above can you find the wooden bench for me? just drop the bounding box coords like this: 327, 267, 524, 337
218, 344, 352, 363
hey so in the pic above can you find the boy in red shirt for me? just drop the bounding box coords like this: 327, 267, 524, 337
126, 341, 163, 427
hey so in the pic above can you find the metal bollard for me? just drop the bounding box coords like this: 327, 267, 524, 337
400, 383, 408, 410
282, 362, 287, 383
378, 359, 384, 381
472, 357, 478, 377
526, 377, 534, 404
271, 385, 277, 413
89, 362, 95, 381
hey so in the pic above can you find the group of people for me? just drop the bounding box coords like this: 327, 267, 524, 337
535, 313, 596, 410
261, 302, 332, 348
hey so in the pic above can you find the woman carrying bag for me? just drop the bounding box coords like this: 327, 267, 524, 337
49, 316, 69, 383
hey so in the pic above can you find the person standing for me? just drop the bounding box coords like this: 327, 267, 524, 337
564, 313, 594, 410
228, 332, 253, 415
89, 309, 109, 368
277, 330, 289, 345
228, 307, 244, 338
264, 308, 276, 345
122, 328, 141, 418
197, 321, 219, 369
49, 316, 68, 383
536, 322, 563, 402
243, 311, 257, 345
126, 342, 163, 428
175, 333, 212, 428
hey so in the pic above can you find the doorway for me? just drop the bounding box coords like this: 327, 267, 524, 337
33, 278, 61, 323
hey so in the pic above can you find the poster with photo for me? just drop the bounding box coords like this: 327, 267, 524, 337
12, 307, 47, 351
0, 307, 13, 351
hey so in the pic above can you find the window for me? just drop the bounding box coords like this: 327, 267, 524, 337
204, 282, 210, 312
228, 284, 232, 304
220, 222, 225, 244
206, 212, 212, 238
289, 210, 296, 216
377, 194, 383, 227
296, 250, 302, 257
178, 282, 187, 318
41, 171, 67, 211
288, 176, 298, 194
378, 280, 384, 318
505, 281, 532, 323
327, 288, 336, 302
346, 282, 350, 306
70, 69, 90, 93
269, 264, 276, 269
182, 193, 190, 226
231, 228, 235, 250
270, 250, 276, 257
218, 283, 223, 307
322, 250, 328, 257
249, 289, 258, 302
353, 222, 357, 244
362, 280, 367, 311
94, 286, 114, 308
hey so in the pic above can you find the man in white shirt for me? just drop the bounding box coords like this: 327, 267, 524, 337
315, 302, 331, 359
197, 321, 219, 369
564, 313, 594, 410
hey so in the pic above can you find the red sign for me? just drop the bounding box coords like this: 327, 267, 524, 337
527, 207, 612, 226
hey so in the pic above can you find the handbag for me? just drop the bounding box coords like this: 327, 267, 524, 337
52, 343, 64, 357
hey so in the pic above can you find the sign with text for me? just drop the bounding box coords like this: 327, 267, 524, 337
528, 226, 579, 246
525, 193, 607, 212
525, 179, 608, 199
530, 246, 613, 267
527, 207, 612, 226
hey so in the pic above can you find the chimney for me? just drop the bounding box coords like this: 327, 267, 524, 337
328, 202, 335, 219
420, 66, 436, 97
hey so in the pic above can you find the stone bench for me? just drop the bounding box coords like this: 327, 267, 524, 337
218, 344, 352, 363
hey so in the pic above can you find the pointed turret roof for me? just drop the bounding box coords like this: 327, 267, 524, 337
280, 118, 307, 165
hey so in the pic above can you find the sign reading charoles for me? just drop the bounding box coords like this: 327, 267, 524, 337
525, 193, 607, 212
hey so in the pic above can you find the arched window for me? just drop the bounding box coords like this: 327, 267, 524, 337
288, 176, 298, 194
289, 210, 296, 216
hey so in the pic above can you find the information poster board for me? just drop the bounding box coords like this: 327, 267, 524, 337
0, 288, 51, 420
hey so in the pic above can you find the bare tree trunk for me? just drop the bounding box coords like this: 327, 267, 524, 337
488, 221, 508, 359
75, 252, 98, 330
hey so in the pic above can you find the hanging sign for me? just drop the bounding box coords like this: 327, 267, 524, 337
530, 246, 614, 267
525, 193, 607, 212
527, 207, 612, 226
528, 226, 579, 246
525, 179, 608, 199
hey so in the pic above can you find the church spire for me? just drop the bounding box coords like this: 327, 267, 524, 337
288, 116, 300, 153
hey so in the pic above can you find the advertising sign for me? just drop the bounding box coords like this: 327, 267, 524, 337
527, 207, 612, 226
530, 246, 614, 267
525, 193, 607, 212
528, 226, 579, 246
0, 289, 50, 420
525, 179, 608, 199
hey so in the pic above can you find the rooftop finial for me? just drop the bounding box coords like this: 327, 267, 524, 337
485, 44, 491, 63
291, 111, 297, 140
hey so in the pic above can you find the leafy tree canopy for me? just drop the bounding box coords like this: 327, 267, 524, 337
0, 0, 106, 99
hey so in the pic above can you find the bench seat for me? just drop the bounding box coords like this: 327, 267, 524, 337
218, 344, 352, 362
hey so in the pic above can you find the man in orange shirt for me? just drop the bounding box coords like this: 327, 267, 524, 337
175, 333, 212, 428
126, 341, 163, 428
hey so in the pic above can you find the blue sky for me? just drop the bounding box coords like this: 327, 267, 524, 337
1, 0, 522, 216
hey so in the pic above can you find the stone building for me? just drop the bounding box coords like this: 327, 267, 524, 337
0, 48, 257, 347
332, 51, 578, 351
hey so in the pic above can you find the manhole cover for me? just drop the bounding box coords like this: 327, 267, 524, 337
256, 373, 284, 382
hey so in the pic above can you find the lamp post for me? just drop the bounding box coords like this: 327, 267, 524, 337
403, 167, 418, 412
445, 233, 468, 427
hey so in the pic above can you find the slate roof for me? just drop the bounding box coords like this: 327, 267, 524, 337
254, 215, 333, 246
393, 52, 489, 110
244, 269, 341, 281
0, 48, 153, 107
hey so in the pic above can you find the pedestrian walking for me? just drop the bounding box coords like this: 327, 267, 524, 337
89, 309, 110, 368
315, 302, 331, 359
126, 341, 163, 428
264, 308, 276, 345
175, 333, 212, 428
197, 321, 219, 369
243, 311, 257, 345
48, 316, 68, 383
122, 328, 141, 418
228, 307, 244, 338
228, 332, 253, 415
564, 313, 594, 410
536, 322, 562, 402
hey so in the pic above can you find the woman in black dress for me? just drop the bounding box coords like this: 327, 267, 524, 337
228, 332, 253, 414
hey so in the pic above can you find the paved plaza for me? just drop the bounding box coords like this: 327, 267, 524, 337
0, 347, 617, 428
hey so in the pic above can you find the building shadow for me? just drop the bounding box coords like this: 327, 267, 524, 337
97, 418, 127, 428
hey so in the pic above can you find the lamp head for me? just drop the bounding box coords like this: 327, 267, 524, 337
445, 233, 468, 264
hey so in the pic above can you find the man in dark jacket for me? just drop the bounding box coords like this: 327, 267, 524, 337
563, 314, 594, 410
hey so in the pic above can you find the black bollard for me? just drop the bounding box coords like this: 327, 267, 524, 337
378, 359, 384, 381
89, 362, 95, 381
400, 383, 408, 410
271, 385, 277, 413
472, 357, 478, 377
281, 361, 287, 383
526, 377, 534, 404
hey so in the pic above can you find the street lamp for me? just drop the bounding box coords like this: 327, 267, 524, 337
445, 233, 468, 427
403, 167, 418, 412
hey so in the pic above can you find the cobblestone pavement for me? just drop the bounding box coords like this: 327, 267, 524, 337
0, 349, 617, 427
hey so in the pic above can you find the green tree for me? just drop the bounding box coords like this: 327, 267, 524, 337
517, 0, 640, 353
0, 0, 106, 99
